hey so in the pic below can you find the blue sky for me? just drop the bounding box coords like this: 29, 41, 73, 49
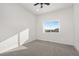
43, 20, 60, 29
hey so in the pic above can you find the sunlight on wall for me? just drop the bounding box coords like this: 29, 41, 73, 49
0, 28, 29, 53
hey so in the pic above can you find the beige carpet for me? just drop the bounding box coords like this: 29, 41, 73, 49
0, 40, 79, 56
6, 46, 28, 53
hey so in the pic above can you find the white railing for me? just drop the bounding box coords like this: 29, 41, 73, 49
0, 28, 29, 53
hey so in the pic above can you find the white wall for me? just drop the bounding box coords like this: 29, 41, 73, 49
20, 29, 29, 45
0, 28, 29, 53
37, 7, 74, 45
74, 4, 79, 51
0, 34, 18, 53
0, 3, 36, 43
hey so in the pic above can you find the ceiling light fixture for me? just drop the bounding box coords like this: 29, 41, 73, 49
34, 3, 50, 8
36, 9, 39, 11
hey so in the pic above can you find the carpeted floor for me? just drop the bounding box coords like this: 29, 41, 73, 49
0, 40, 79, 56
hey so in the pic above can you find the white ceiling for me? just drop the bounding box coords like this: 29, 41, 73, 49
20, 3, 73, 15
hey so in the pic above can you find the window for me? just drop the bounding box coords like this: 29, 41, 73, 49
43, 20, 60, 32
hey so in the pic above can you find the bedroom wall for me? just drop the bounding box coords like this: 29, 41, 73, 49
36, 7, 74, 45
74, 4, 79, 52
0, 3, 36, 43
